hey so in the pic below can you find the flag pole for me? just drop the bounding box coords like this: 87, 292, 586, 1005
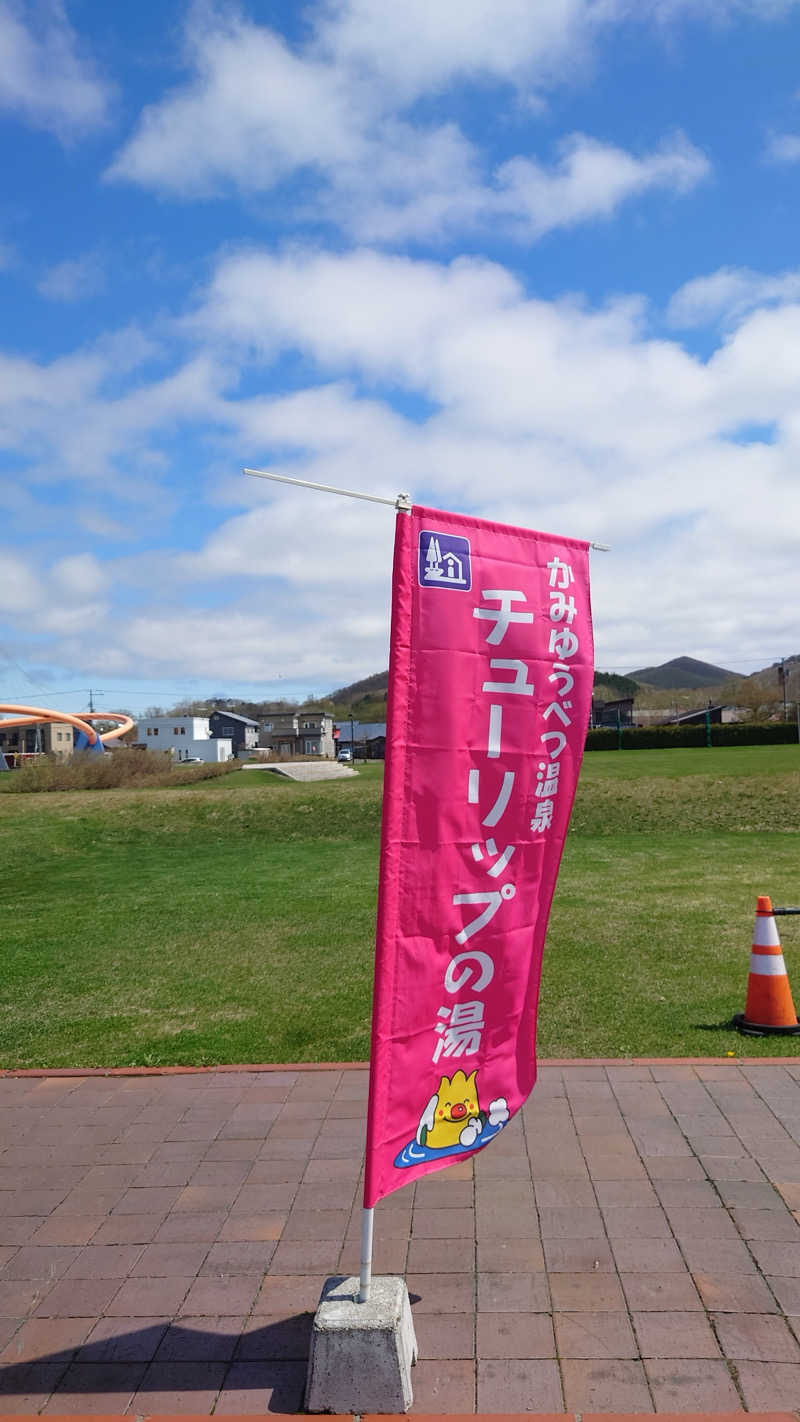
358, 1206, 374, 1303
244, 467, 411, 511
243, 468, 610, 548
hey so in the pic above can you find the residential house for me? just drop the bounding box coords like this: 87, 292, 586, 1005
334, 720, 387, 759
259, 710, 335, 758
635, 704, 746, 726
0, 719, 76, 764
209, 710, 260, 757
591, 697, 635, 729
674, 704, 726, 726
134, 715, 232, 763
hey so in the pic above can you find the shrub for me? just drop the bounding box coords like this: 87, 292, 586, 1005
0, 750, 240, 793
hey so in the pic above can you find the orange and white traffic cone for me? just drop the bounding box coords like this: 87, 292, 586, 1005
734, 895, 800, 1036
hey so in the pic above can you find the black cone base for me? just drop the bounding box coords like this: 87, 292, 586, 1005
732, 1012, 800, 1038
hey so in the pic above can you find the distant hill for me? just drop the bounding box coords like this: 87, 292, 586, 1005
745, 654, 800, 690
629, 656, 737, 690
329, 670, 389, 706
330, 659, 733, 706
177, 651, 796, 729
327, 670, 389, 721
593, 671, 639, 698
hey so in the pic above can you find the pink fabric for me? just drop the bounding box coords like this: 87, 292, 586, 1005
364, 504, 593, 1208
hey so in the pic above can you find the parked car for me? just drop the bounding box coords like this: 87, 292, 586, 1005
337, 747, 353, 762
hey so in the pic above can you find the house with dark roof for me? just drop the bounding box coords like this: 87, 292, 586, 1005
209, 710, 260, 756
673, 704, 726, 726
334, 720, 387, 758
591, 697, 634, 729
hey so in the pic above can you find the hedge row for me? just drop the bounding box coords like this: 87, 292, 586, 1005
586, 721, 799, 752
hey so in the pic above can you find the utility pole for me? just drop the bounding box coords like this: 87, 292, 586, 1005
780, 660, 788, 722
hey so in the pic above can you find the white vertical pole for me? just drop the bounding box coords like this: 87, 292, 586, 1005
358, 1206, 374, 1302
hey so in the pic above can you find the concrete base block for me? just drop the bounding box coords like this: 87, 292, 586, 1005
305, 1274, 418, 1414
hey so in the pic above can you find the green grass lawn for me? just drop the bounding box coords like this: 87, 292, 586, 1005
579, 743, 800, 781
1, 747, 798, 1067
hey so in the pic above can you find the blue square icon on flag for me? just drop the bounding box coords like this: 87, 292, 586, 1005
418, 530, 472, 590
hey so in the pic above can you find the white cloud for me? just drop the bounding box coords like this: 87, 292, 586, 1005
195, 247, 519, 378
0, 0, 110, 138
119, 599, 386, 685
765, 132, 800, 163
51, 552, 105, 599
107, 7, 363, 197
233, 381, 418, 459
111, 0, 622, 206
184, 243, 800, 673
76, 509, 129, 539
6, 241, 800, 685
0, 551, 42, 614
492, 132, 709, 236
37, 252, 105, 302
313, 0, 600, 101
39, 600, 108, 637
198, 246, 800, 466
196, 247, 713, 459
316, 0, 800, 102
108, 5, 708, 243
706, 303, 800, 418
668, 265, 800, 328
629, 0, 798, 15
0, 549, 108, 645
180, 485, 398, 592
0, 341, 228, 486
0, 347, 105, 429
314, 121, 486, 243
326, 129, 709, 243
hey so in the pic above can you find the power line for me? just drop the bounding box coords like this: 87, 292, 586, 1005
0, 687, 203, 703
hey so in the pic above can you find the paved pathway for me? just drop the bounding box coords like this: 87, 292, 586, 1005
243, 762, 357, 781
1, 1061, 800, 1414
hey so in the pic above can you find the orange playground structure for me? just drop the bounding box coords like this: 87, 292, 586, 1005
0, 703, 135, 767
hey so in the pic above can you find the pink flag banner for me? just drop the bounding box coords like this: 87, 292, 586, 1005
363, 504, 594, 1209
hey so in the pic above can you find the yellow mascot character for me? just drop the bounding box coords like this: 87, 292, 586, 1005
415, 1070, 509, 1150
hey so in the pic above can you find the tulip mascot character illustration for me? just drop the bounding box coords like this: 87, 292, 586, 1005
415, 1069, 509, 1151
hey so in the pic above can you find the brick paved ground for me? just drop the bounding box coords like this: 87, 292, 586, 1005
1, 1061, 800, 1413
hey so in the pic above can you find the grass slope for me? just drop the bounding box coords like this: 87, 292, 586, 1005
1, 750, 799, 1068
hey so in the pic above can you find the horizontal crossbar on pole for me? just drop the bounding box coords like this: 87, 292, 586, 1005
243, 467, 610, 547
244, 467, 410, 509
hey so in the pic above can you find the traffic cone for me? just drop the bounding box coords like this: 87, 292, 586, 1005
733, 895, 800, 1036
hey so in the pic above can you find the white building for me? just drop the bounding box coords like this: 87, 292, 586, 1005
135, 716, 232, 763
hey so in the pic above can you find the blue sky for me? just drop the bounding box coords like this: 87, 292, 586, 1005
3, 0, 800, 716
